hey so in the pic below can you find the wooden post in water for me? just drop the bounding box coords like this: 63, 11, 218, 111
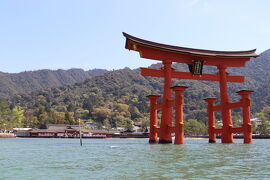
204, 98, 217, 143
79, 118, 83, 146
147, 95, 160, 143
172, 86, 188, 144
237, 90, 253, 144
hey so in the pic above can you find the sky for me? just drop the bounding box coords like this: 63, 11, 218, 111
0, 0, 270, 73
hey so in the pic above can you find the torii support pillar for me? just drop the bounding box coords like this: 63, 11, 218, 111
218, 65, 233, 143
172, 86, 188, 144
237, 90, 253, 144
147, 95, 160, 143
204, 98, 217, 143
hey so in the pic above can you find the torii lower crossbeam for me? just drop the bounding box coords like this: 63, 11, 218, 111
141, 68, 245, 83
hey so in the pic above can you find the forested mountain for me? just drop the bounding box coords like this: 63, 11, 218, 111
0, 68, 107, 99
1, 49, 270, 132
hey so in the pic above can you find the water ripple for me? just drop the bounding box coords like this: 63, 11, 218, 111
1, 138, 270, 179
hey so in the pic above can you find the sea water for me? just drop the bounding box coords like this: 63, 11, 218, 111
0, 138, 270, 180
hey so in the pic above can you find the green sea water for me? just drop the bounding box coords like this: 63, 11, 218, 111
0, 138, 270, 180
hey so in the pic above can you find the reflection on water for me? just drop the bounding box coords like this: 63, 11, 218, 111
0, 138, 270, 179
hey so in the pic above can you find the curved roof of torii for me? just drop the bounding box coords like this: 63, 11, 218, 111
123, 32, 258, 58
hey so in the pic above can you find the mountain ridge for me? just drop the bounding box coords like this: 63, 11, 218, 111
0, 68, 107, 99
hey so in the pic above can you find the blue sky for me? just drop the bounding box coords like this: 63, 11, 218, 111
0, 0, 270, 73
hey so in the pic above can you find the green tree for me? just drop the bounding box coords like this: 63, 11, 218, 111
103, 119, 111, 130
24, 110, 39, 128
185, 119, 207, 136
128, 105, 141, 119
38, 111, 49, 129
65, 111, 75, 125
75, 108, 90, 120
232, 112, 243, 127
92, 107, 111, 123
115, 116, 133, 131
262, 107, 270, 120
54, 111, 66, 124
185, 110, 208, 125
0, 101, 10, 117
12, 106, 25, 128
0, 101, 12, 129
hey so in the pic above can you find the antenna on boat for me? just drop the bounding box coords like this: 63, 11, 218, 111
79, 118, 82, 146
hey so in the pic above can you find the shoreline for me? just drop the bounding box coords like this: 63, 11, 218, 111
10, 134, 270, 139
0, 133, 16, 138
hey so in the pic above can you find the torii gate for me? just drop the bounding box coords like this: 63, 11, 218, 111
123, 32, 258, 144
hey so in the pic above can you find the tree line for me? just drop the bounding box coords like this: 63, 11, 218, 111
2, 99, 270, 135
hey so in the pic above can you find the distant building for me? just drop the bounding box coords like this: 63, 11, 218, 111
251, 118, 262, 126
13, 124, 91, 138
30, 124, 91, 138
116, 127, 125, 132
13, 128, 32, 137
85, 122, 98, 130
133, 122, 144, 133
12, 123, 148, 138
133, 125, 142, 133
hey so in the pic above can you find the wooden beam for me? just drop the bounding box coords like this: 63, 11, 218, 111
214, 128, 223, 134
141, 67, 163, 77
227, 75, 245, 83
213, 105, 222, 111
228, 102, 243, 109
140, 68, 245, 83
173, 71, 220, 81
168, 125, 175, 133
156, 103, 162, 110
231, 127, 244, 133
136, 45, 251, 67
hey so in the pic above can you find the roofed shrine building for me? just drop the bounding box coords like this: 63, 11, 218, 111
123, 32, 258, 144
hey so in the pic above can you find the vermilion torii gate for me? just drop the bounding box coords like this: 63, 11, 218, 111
123, 32, 258, 144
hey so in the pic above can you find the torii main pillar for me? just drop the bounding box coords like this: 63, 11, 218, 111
159, 60, 173, 143
218, 65, 233, 143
